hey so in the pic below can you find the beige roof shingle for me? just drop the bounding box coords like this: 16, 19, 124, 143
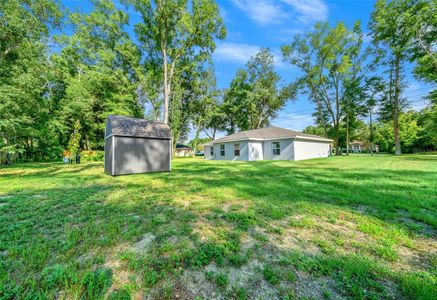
207, 127, 332, 144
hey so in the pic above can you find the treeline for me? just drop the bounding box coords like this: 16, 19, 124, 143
0, 0, 436, 162
0, 0, 226, 160
296, 0, 436, 154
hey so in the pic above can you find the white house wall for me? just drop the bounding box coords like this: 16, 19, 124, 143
263, 139, 294, 160
293, 139, 330, 161
248, 142, 263, 161
213, 141, 249, 161
204, 146, 213, 160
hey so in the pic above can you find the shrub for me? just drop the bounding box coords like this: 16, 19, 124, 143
81, 150, 104, 162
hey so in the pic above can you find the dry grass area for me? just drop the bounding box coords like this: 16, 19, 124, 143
0, 154, 436, 299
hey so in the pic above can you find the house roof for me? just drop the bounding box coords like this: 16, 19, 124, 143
106, 115, 171, 139
205, 127, 332, 145
176, 143, 192, 150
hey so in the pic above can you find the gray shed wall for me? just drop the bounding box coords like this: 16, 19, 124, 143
110, 136, 170, 175
104, 136, 113, 174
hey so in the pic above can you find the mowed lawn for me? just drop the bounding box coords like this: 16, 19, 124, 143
0, 155, 436, 299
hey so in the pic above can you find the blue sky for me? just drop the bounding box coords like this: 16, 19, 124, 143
62, 0, 435, 139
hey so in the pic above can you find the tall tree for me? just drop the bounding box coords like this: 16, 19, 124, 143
363, 76, 384, 155
54, 0, 143, 149
282, 21, 367, 154
0, 0, 63, 159
369, 0, 414, 155
222, 48, 296, 133
127, 0, 226, 124
404, 0, 437, 84
189, 65, 220, 156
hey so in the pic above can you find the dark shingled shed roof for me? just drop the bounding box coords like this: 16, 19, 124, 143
106, 115, 171, 139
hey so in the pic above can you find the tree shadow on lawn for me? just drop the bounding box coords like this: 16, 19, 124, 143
164, 160, 437, 236
393, 155, 437, 162
2, 180, 435, 300
0, 162, 102, 179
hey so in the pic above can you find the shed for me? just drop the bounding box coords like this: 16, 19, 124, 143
175, 144, 193, 157
104, 115, 172, 176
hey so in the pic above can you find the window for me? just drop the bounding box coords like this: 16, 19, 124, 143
234, 144, 240, 156
272, 142, 280, 155
210, 146, 214, 156
220, 144, 225, 156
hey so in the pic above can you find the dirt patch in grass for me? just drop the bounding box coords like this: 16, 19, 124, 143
263, 225, 321, 255
133, 233, 155, 253
192, 219, 220, 242
396, 212, 437, 237
177, 259, 281, 299
264, 214, 437, 275
102, 236, 153, 299
292, 272, 343, 300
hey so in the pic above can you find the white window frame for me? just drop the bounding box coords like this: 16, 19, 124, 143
272, 142, 280, 156
234, 143, 240, 156
220, 144, 225, 156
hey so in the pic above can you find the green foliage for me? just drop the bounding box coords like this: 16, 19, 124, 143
222, 48, 296, 133
126, 0, 226, 124
0, 0, 63, 160
262, 265, 280, 285
375, 111, 420, 153
80, 268, 113, 299
302, 125, 327, 137
41, 264, 71, 290
206, 271, 229, 289
107, 288, 131, 300
68, 120, 82, 156
81, 150, 105, 162
282, 21, 371, 152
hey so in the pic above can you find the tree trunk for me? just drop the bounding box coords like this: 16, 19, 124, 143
172, 133, 179, 157
346, 114, 349, 156
335, 83, 341, 156
192, 125, 201, 158
393, 57, 401, 155
163, 57, 169, 124
369, 109, 373, 157
334, 122, 340, 155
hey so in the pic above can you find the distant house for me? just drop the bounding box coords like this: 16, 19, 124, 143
349, 141, 379, 153
204, 126, 332, 161
175, 144, 193, 157
104, 115, 171, 175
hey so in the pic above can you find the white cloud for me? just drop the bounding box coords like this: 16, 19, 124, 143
214, 42, 260, 64
271, 113, 314, 131
214, 42, 284, 67
281, 0, 328, 23
411, 101, 429, 111
231, 0, 287, 25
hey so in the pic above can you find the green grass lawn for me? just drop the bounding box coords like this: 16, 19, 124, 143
1, 154, 436, 299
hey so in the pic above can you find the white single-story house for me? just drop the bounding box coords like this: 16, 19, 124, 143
349, 141, 380, 153
204, 127, 333, 161
175, 144, 193, 157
